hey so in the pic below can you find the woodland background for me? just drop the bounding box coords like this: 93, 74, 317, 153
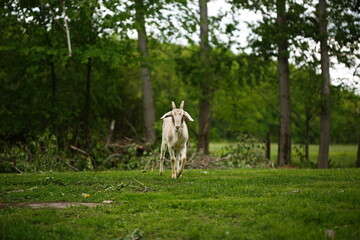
0, 0, 359, 172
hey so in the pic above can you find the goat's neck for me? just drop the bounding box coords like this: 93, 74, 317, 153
174, 125, 183, 137
176, 128, 183, 137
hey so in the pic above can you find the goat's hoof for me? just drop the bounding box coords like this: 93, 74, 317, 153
159, 172, 163, 176
176, 170, 183, 178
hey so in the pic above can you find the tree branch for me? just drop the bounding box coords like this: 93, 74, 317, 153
70, 145, 90, 157
62, 0, 72, 56
45, 1, 72, 57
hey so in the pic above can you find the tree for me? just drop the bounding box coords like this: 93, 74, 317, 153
198, 0, 211, 155
315, 0, 360, 168
135, 0, 156, 143
358, 124, 360, 168
357, 89, 360, 168
276, 0, 292, 166
317, 0, 331, 168
229, 0, 294, 165
79, 1, 97, 152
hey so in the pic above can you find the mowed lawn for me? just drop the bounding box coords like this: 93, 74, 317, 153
210, 143, 358, 168
1, 169, 360, 240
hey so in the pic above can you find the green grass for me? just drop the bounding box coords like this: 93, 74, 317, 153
1, 169, 360, 239
210, 143, 358, 168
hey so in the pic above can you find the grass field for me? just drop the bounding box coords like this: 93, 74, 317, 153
1, 169, 360, 239
210, 143, 358, 168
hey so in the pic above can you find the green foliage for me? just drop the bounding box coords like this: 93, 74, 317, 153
212, 56, 278, 141
292, 145, 316, 168
0, 0, 359, 172
291, 66, 321, 143
0, 131, 67, 173
211, 142, 358, 168
116, 228, 144, 240
330, 87, 360, 144
328, 0, 360, 67
0, 131, 156, 173
218, 134, 268, 168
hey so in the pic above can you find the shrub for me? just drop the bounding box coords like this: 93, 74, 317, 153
0, 130, 68, 172
218, 134, 268, 168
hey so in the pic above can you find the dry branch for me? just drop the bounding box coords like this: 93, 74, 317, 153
104, 154, 122, 162
70, 145, 90, 157
106, 120, 116, 146
14, 165, 23, 173
133, 178, 146, 188
70, 145, 96, 169
65, 162, 80, 172
129, 178, 152, 200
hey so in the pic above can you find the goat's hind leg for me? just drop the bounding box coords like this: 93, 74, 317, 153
159, 142, 166, 175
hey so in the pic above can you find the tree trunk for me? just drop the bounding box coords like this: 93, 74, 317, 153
135, 0, 156, 143
198, 91, 211, 155
50, 61, 64, 149
276, 0, 292, 166
50, 61, 56, 104
84, 57, 92, 152
357, 134, 360, 168
198, 0, 211, 155
265, 132, 271, 161
305, 109, 311, 163
317, 0, 330, 169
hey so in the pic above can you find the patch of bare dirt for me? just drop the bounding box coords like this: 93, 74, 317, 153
0, 201, 113, 209
277, 164, 298, 169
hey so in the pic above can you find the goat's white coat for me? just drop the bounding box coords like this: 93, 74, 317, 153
160, 101, 193, 178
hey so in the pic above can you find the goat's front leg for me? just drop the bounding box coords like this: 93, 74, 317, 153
159, 142, 166, 175
177, 145, 187, 178
168, 147, 177, 179
176, 150, 181, 174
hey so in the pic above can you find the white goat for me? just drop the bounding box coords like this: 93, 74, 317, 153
160, 101, 194, 178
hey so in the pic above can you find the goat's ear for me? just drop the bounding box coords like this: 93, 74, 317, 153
179, 101, 184, 109
172, 101, 176, 109
184, 111, 194, 121
160, 111, 172, 119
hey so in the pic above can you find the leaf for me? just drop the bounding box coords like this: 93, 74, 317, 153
82, 193, 90, 198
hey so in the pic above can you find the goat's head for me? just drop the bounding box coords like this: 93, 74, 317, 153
160, 101, 194, 132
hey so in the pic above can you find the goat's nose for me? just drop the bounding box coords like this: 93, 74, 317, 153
175, 126, 180, 131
